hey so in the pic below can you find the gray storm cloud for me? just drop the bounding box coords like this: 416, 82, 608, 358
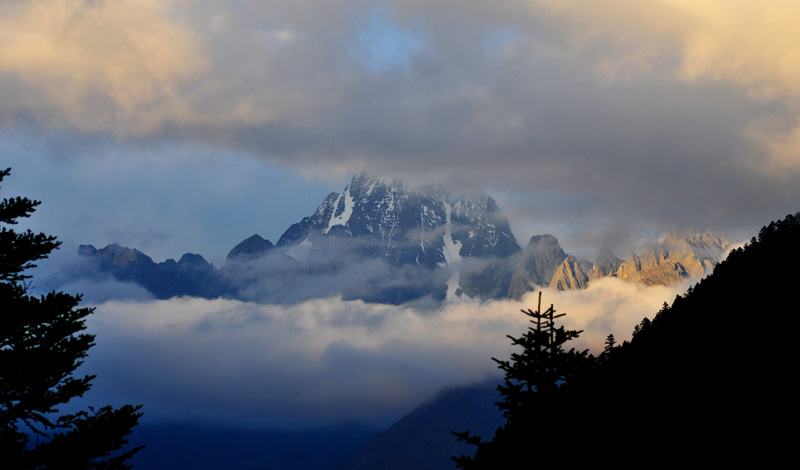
79, 279, 685, 429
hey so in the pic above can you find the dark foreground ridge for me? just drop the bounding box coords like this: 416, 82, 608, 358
452, 212, 799, 467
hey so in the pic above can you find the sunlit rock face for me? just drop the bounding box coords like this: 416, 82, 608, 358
509, 232, 732, 295
550, 255, 592, 291
614, 232, 731, 286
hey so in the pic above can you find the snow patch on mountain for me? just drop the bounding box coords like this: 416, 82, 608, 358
438, 201, 464, 302
323, 185, 354, 234
286, 238, 313, 263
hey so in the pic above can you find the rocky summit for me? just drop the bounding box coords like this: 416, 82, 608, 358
507, 234, 567, 300
277, 173, 519, 264
275, 173, 521, 302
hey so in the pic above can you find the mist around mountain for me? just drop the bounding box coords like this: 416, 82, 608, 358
50, 174, 733, 306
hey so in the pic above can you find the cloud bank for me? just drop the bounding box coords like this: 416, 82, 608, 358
80, 278, 686, 429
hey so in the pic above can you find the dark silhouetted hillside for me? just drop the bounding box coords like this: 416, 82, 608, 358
583, 213, 798, 463
455, 212, 799, 468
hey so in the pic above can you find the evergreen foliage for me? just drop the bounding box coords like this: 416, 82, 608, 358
0, 168, 143, 469
453, 292, 592, 468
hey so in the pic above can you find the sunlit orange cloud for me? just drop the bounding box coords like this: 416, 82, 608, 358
0, 0, 204, 134
530, 0, 800, 97
530, 0, 800, 170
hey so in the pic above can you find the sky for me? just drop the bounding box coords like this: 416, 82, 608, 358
3, 0, 800, 430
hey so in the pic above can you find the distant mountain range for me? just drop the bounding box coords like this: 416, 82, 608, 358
59, 173, 732, 305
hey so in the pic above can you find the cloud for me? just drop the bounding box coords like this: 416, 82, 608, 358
80, 278, 685, 429
530, 278, 690, 353
49, 276, 156, 304
0, 0, 204, 134
527, 0, 800, 94
527, 0, 800, 173
2, 0, 798, 152
745, 117, 800, 176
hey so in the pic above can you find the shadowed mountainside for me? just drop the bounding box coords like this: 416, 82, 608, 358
344, 381, 503, 470
454, 212, 798, 468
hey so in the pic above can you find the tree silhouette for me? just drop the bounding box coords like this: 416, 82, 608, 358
0, 168, 143, 469
453, 292, 592, 468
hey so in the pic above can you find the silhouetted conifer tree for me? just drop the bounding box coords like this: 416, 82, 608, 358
0, 168, 143, 469
603, 334, 616, 353
453, 292, 592, 468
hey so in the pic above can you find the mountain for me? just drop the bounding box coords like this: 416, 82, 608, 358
508, 232, 731, 295
129, 423, 379, 470
274, 173, 521, 302
344, 381, 503, 470
614, 231, 730, 286
61, 174, 521, 305
74, 244, 231, 299
571, 213, 799, 464
277, 174, 519, 262
226, 234, 274, 262
549, 255, 592, 290
507, 234, 567, 299
589, 246, 623, 280
62, 174, 732, 304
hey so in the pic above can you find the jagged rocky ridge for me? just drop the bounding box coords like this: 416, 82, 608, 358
69, 243, 233, 299
65, 174, 731, 304
562, 232, 727, 290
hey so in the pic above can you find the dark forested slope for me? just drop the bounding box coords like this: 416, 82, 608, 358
457, 213, 799, 468
596, 213, 798, 441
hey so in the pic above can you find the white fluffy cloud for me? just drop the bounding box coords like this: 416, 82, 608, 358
81, 278, 685, 428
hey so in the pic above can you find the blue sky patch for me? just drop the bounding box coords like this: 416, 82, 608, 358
349, 5, 423, 73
